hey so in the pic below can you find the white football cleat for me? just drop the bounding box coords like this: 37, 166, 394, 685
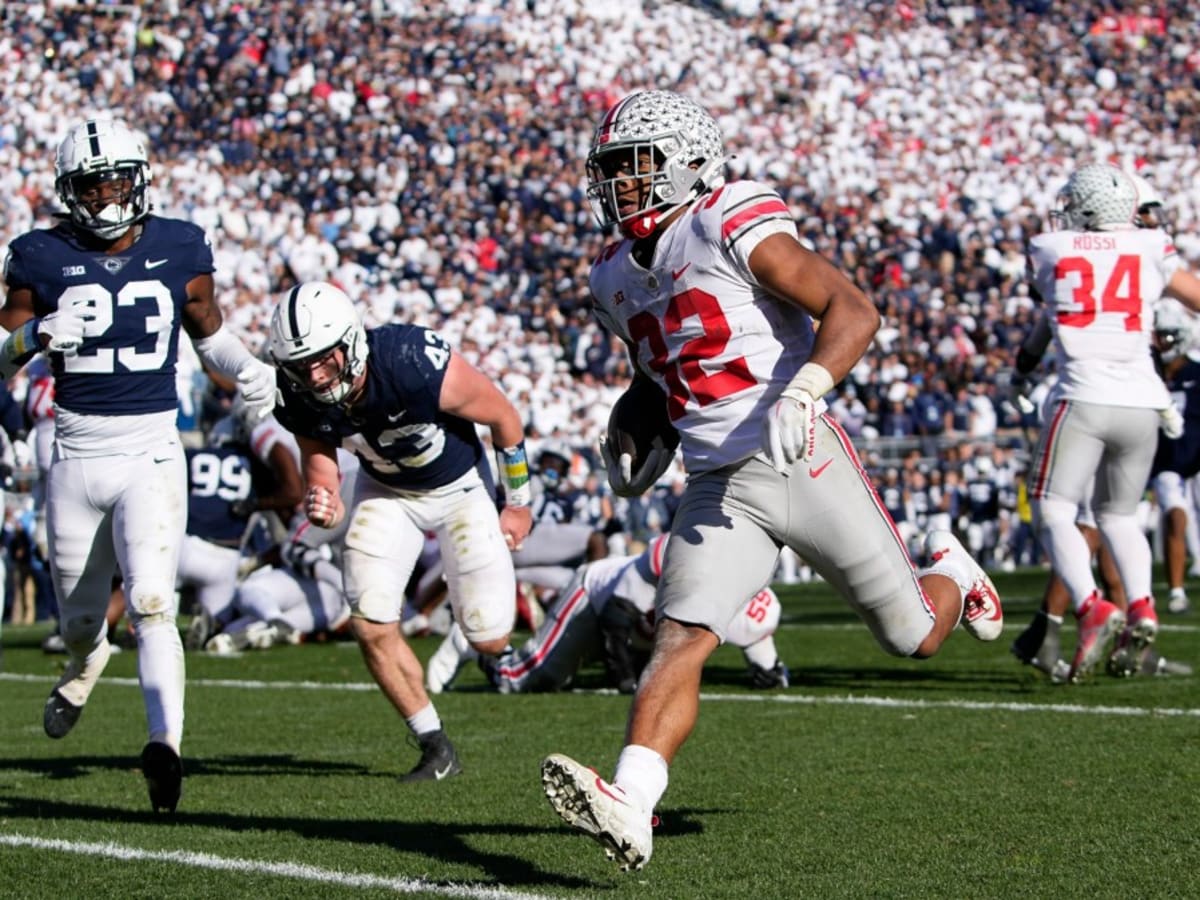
425, 623, 477, 694
924, 530, 1004, 641
541, 753, 653, 872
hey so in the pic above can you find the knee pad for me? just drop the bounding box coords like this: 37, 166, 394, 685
1034, 496, 1078, 531
1095, 509, 1140, 537
350, 586, 399, 623
453, 566, 514, 644
126, 581, 177, 625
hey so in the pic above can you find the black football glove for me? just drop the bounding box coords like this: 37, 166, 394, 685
748, 660, 790, 690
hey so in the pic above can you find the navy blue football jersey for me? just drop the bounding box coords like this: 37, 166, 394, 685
185, 444, 257, 545
1152, 359, 1200, 479
965, 477, 999, 523
533, 486, 577, 525
274, 325, 483, 490
3, 216, 213, 415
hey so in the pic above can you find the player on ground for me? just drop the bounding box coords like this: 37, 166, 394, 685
178, 400, 303, 649
427, 533, 787, 694
204, 456, 359, 654
539, 91, 1003, 871
0, 118, 275, 812
267, 281, 532, 781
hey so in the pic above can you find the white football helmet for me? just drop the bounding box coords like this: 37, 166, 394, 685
1051, 164, 1137, 232
268, 282, 369, 405
55, 119, 151, 240
1154, 300, 1195, 364
1128, 172, 1166, 229
586, 91, 728, 238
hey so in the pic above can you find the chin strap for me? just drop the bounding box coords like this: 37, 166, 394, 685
623, 212, 661, 239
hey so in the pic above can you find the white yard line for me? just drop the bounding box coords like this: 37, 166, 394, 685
0, 834, 554, 900
1, 670, 1195, 717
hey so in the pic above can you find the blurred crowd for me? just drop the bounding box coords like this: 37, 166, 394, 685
1, 0, 1199, 600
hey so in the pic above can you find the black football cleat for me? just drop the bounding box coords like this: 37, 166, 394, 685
141, 741, 183, 813
400, 730, 462, 783
43, 690, 84, 739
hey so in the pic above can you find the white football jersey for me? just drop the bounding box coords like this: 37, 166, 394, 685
591, 180, 815, 473
580, 533, 666, 617
1028, 227, 1182, 408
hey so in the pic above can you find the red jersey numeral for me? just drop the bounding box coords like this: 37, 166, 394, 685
627, 287, 756, 420
745, 590, 772, 623
1055, 254, 1143, 331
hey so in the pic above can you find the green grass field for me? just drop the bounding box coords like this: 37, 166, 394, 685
2, 569, 1199, 899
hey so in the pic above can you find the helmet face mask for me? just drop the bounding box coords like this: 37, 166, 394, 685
537, 449, 571, 491
586, 91, 727, 238
55, 119, 151, 240
268, 282, 369, 406
1050, 164, 1137, 232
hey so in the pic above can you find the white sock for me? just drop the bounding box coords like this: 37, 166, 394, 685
614, 744, 669, 813
406, 702, 442, 737
1046, 614, 1063, 626
136, 618, 185, 753
56, 639, 113, 708
742, 637, 779, 670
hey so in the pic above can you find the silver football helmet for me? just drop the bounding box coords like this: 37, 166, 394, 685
586, 91, 728, 238
55, 119, 151, 240
268, 282, 368, 405
1051, 164, 1137, 232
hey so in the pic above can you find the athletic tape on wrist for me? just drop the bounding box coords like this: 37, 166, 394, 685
499, 442, 531, 507
3, 319, 38, 360
782, 361, 834, 402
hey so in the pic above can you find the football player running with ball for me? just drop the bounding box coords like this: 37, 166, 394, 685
539, 91, 1003, 870
0, 118, 276, 813
267, 281, 532, 781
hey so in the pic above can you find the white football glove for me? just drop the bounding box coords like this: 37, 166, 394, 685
38, 302, 88, 355
762, 362, 834, 473
762, 391, 819, 472
1160, 404, 1184, 440
600, 436, 673, 498
1009, 375, 1036, 416
236, 359, 277, 408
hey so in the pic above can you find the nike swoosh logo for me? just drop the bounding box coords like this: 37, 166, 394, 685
153, 456, 172, 464
594, 776, 629, 804
434, 763, 455, 780
145, 258, 169, 269
809, 458, 833, 479
387, 411, 406, 423
672, 263, 691, 280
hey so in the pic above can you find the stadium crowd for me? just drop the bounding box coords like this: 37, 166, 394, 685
2, 0, 1200, 625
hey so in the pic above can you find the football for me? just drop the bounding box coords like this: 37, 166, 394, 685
606, 378, 680, 473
